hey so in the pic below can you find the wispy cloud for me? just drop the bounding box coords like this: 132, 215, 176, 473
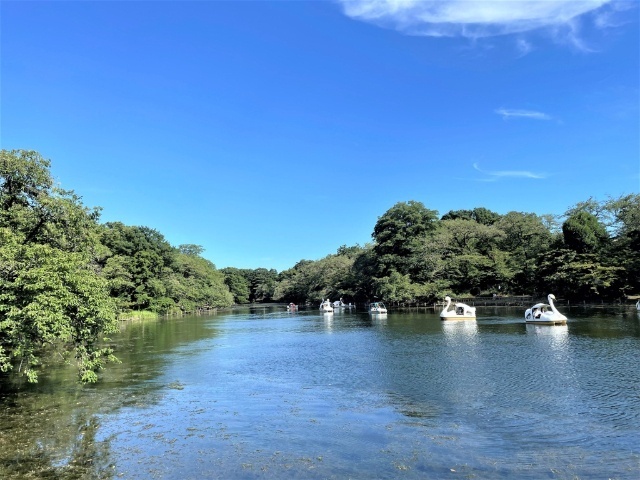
337, 0, 622, 48
594, 0, 638, 28
473, 162, 547, 180
516, 38, 534, 56
495, 108, 553, 121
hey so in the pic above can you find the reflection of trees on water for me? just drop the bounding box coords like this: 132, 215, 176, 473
0, 406, 114, 479
0, 315, 222, 479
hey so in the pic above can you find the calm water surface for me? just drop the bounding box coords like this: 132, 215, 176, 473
1, 306, 639, 479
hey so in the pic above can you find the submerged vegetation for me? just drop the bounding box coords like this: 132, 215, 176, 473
1, 149, 639, 383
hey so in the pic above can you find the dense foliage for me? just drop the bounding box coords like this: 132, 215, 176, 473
2, 149, 639, 383
0, 150, 118, 383
0, 150, 233, 383
271, 198, 640, 306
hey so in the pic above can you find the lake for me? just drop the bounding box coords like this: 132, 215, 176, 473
1, 306, 639, 479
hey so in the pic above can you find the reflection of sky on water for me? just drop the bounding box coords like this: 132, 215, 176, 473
4, 307, 639, 480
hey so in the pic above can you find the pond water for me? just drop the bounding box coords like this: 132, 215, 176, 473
1, 306, 639, 479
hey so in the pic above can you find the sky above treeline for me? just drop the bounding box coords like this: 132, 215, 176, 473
2, 1, 639, 272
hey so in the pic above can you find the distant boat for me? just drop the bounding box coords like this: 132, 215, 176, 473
636, 300, 640, 311
287, 303, 298, 311
369, 302, 387, 314
524, 294, 567, 325
333, 299, 346, 309
320, 299, 334, 313
440, 296, 476, 320
332, 298, 354, 309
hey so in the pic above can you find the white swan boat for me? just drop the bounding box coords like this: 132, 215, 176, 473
332, 298, 353, 309
320, 299, 334, 313
636, 300, 640, 311
440, 296, 476, 320
369, 302, 387, 314
525, 294, 567, 325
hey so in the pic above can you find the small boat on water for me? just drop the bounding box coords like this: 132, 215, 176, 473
636, 300, 640, 311
332, 298, 354, 309
440, 296, 476, 320
287, 303, 298, 311
369, 302, 387, 314
524, 294, 567, 325
333, 299, 346, 309
320, 299, 334, 313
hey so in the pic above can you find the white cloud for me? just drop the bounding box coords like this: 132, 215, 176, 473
495, 108, 553, 120
473, 162, 547, 180
338, 0, 616, 40
594, 0, 638, 28
516, 37, 534, 56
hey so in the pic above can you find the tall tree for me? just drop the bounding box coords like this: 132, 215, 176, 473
221, 267, 251, 304
0, 150, 118, 383
494, 212, 555, 293
562, 211, 609, 254
414, 219, 506, 295
604, 194, 640, 295
372, 200, 439, 276
246, 268, 278, 302
441, 207, 501, 226
166, 249, 233, 311
98, 222, 176, 311
537, 249, 622, 301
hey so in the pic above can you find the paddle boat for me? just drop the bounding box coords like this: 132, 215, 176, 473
369, 302, 387, 314
287, 303, 298, 311
524, 294, 567, 325
440, 296, 476, 320
332, 298, 350, 309
636, 300, 640, 311
320, 299, 334, 313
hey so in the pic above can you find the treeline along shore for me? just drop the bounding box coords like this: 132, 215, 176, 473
1, 149, 639, 383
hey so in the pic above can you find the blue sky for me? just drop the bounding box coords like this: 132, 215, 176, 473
2, 1, 638, 272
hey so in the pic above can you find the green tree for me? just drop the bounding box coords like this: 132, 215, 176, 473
372, 201, 439, 276
413, 219, 505, 296
561, 195, 640, 299
178, 244, 205, 256
373, 271, 417, 304
98, 222, 176, 311
537, 249, 622, 301
273, 260, 314, 304
273, 249, 360, 305
441, 207, 501, 225
246, 268, 278, 302
221, 267, 251, 304
604, 194, 640, 296
494, 212, 555, 293
349, 245, 381, 301
562, 210, 609, 254
166, 249, 233, 312
0, 150, 118, 383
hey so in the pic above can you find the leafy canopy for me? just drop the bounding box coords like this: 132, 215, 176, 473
1, 150, 118, 383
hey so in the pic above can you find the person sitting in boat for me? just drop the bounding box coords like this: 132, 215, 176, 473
456, 306, 464, 315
